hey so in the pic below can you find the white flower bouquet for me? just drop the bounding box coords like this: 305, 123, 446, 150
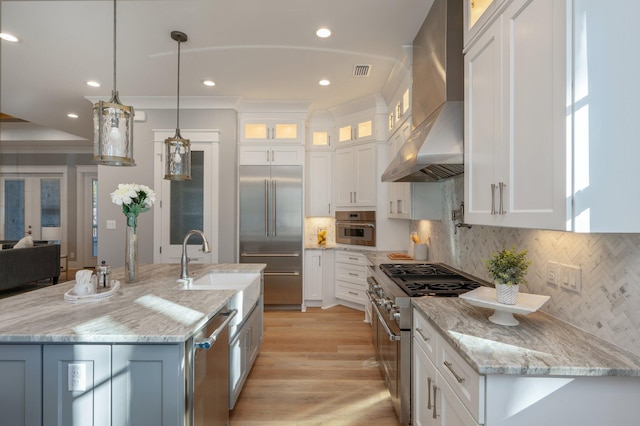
110, 183, 156, 227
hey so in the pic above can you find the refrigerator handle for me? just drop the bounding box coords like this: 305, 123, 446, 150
272, 180, 277, 237
264, 179, 269, 237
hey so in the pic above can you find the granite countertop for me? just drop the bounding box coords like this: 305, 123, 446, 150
412, 297, 640, 377
0, 263, 265, 344
365, 250, 427, 265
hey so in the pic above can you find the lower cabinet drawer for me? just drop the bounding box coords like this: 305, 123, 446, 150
335, 280, 366, 305
413, 309, 438, 364
438, 338, 485, 423
335, 263, 367, 284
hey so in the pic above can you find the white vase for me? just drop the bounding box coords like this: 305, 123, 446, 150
495, 283, 519, 305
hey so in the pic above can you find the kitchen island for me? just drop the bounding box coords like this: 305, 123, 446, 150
0, 262, 265, 426
412, 297, 640, 425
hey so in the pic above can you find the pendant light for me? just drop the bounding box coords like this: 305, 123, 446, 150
93, 0, 135, 166
164, 31, 191, 180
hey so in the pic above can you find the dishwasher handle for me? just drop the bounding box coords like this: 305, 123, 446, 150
194, 309, 238, 350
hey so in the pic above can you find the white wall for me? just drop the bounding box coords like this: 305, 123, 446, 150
412, 175, 640, 356
97, 108, 237, 267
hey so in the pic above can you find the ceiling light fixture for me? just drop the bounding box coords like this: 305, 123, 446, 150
67, 113, 79, 119
0, 33, 18, 42
203, 80, 215, 87
92, 0, 135, 167
164, 31, 191, 181
319, 79, 331, 86
316, 28, 331, 38
86, 81, 101, 88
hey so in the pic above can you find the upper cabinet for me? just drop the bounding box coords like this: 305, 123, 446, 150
463, 0, 506, 49
337, 117, 374, 144
240, 119, 303, 144
334, 143, 377, 209
239, 145, 304, 166
465, 0, 640, 232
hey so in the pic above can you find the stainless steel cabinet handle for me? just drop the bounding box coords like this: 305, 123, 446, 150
415, 328, 431, 342
348, 257, 359, 261
443, 360, 465, 383
272, 180, 277, 237
241, 253, 300, 257
348, 291, 359, 296
194, 309, 238, 349
328, 203, 331, 215
432, 385, 438, 419
397, 199, 402, 213
265, 150, 270, 162
499, 181, 506, 215
427, 377, 433, 410
354, 191, 357, 203
348, 272, 359, 277
264, 179, 269, 236
490, 183, 496, 215
390, 201, 394, 214
264, 271, 300, 276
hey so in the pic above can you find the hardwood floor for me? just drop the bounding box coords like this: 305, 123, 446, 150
229, 306, 401, 426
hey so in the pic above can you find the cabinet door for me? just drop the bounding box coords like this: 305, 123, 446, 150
437, 373, 480, 426
306, 152, 332, 216
464, 17, 503, 226
241, 120, 301, 144
304, 250, 323, 303
500, 0, 567, 230
43, 345, 111, 426
270, 146, 304, 165
464, 0, 506, 48
334, 148, 355, 206
388, 123, 412, 218
112, 345, 184, 426
0, 345, 41, 426
239, 145, 271, 165
353, 143, 376, 207
413, 339, 438, 426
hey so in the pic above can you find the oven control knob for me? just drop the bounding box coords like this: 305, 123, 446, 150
392, 311, 401, 321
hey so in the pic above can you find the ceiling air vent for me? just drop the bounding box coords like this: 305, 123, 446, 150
353, 64, 371, 77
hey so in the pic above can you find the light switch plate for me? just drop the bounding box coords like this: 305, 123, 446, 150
106, 220, 116, 230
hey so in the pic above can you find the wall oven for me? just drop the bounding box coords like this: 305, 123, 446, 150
335, 211, 376, 247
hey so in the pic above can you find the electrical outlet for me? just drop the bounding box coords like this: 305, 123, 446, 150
546, 261, 558, 286
106, 220, 116, 230
68, 363, 87, 392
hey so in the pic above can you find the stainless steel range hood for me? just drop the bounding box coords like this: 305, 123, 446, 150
382, 0, 463, 183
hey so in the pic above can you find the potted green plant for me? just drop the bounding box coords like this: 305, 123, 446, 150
484, 246, 532, 305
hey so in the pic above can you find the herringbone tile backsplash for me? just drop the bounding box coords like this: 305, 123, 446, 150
411, 176, 640, 356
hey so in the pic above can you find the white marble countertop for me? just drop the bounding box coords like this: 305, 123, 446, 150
412, 297, 640, 377
0, 263, 265, 344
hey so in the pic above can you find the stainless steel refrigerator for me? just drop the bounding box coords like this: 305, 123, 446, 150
239, 165, 302, 308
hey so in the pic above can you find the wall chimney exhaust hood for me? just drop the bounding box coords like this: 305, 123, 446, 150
382, 0, 463, 183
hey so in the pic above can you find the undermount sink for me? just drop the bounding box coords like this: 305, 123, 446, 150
176, 271, 261, 328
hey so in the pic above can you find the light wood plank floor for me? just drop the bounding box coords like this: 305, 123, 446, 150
230, 306, 401, 426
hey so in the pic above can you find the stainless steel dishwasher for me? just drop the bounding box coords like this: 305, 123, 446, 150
185, 308, 237, 426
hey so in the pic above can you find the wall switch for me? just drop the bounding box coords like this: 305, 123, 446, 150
106, 220, 116, 230
556, 263, 582, 294
546, 261, 558, 286
68, 363, 87, 392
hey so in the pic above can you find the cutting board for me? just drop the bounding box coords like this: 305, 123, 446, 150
387, 253, 413, 260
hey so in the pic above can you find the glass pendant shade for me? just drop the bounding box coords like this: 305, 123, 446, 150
164, 134, 191, 180
93, 91, 135, 166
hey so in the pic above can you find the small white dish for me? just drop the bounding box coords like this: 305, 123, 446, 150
459, 286, 550, 326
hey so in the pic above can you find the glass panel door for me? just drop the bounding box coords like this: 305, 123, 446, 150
1, 177, 58, 240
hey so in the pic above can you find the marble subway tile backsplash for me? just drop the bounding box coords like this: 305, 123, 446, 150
412, 176, 640, 356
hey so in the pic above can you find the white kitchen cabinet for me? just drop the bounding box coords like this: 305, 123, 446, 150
337, 118, 374, 144
334, 143, 377, 208
334, 250, 367, 307
230, 303, 262, 409
0, 345, 41, 426
305, 151, 332, 216
387, 121, 412, 219
413, 308, 483, 426
239, 145, 304, 166
465, 0, 567, 230
112, 344, 184, 426
43, 345, 111, 426
467, 0, 640, 232
304, 249, 324, 307
240, 118, 304, 144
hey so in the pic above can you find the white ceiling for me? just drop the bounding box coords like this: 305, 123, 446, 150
0, 0, 434, 147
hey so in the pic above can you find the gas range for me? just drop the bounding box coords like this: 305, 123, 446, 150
379, 263, 482, 297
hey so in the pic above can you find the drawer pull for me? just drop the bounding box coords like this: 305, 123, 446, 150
443, 360, 465, 383
348, 291, 359, 296
432, 384, 438, 419
415, 327, 431, 342
348, 272, 359, 277
427, 377, 432, 410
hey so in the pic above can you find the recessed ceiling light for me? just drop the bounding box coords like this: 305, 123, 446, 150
316, 28, 331, 38
202, 80, 216, 87
67, 113, 79, 119
319, 79, 331, 86
0, 33, 18, 42
86, 81, 101, 88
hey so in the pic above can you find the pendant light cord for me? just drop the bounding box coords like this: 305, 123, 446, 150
176, 38, 181, 132
113, 0, 117, 93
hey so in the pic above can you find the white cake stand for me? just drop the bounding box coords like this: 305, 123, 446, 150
459, 286, 550, 326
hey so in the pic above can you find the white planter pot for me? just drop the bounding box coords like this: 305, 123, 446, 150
495, 283, 519, 305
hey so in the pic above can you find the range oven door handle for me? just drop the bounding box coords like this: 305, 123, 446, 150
370, 299, 401, 342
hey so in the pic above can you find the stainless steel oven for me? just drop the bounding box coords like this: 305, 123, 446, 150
335, 211, 376, 247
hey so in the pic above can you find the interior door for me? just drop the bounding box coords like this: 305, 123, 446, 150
153, 131, 220, 264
